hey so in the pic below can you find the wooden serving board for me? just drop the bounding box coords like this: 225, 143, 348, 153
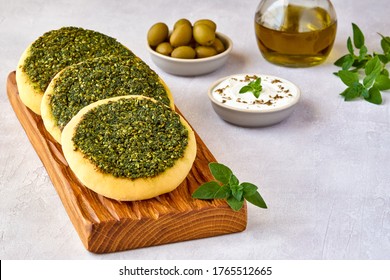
6, 71, 247, 254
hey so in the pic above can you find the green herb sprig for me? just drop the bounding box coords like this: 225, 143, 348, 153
192, 162, 267, 211
334, 23, 390, 104
239, 77, 263, 98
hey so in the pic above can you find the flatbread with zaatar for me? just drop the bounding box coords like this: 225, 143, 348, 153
41, 55, 174, 143
16, 26, 134, 115
61, 95, 196, 201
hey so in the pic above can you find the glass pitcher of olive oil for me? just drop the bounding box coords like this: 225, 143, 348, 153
254, 0, 337, 67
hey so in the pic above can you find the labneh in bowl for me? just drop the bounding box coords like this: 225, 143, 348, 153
208, 74, 301, 127
147, 32, 233, 76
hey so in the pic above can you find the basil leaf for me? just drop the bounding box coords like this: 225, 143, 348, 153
340, 87, 348, 97
352, 23, 365, 49
227, 196, 244, 211
239, 78, 262, 98
363, 73, 377, 88
363, 56, 382, 88
232, 190, 243, 202
343, 88, 359, 101
358, 45, 368, 61
361, 88, 369, 99
374, 74, 390, 90
334, 54, 351, 67
229, 174, 239, 186
192, 181, 221, 199
341, 84, 364, 101
192, 162, 267, 212
377, 54, 389, 64
241, 182, 258, 197
352, 58, 368, 69
338, 70, 359, 86
365, 86, 382, 105
365, 56, 382, 76
245, 191, 268, 209
209, 162, 232, 185
347, 37, 354, 55
230, 182, 243, 200
254, 78, 261, 88
239, 86, 251, 93
379, 34, 390, 53
342, 55, 355, 70
214, 185, 230, 199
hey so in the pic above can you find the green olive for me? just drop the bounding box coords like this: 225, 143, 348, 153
212, 38, 225, 53
194, 19, 217, 32
195, 46, 218, 58
193, 24, 215, 46
147, 22, 169, 47
173, 18, 192, 30
156, 42, 173, 56
171, 46, 196, 59
169, 23, 192, 47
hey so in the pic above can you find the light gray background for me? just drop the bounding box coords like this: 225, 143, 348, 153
1, 0, 389, 259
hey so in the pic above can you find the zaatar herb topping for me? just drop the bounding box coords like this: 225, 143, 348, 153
50, 55, 171, 130
22, 26, 134, 92
72, 98, 188, 179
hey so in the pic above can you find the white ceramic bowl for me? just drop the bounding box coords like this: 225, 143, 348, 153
147, 32, 233, 76
207, 74, 301, 127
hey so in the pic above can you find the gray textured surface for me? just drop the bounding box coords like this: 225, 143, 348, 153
1, 0, 389, 259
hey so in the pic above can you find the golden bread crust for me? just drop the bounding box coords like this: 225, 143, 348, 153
16, 45, 43, 115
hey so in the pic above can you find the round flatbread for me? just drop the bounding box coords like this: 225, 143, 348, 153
41, 55, 174, 143
61, 95, 196, 201
16, 26, 135, 115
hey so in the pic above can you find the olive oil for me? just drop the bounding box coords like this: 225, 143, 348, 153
255, 4, 337, 67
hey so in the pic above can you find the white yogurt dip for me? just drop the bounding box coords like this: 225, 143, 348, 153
211, 74, 299, 111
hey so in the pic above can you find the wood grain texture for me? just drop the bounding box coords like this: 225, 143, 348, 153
6, 71, 247, 253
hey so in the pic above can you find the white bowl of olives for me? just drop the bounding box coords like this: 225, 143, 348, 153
147, 19, 233, 76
